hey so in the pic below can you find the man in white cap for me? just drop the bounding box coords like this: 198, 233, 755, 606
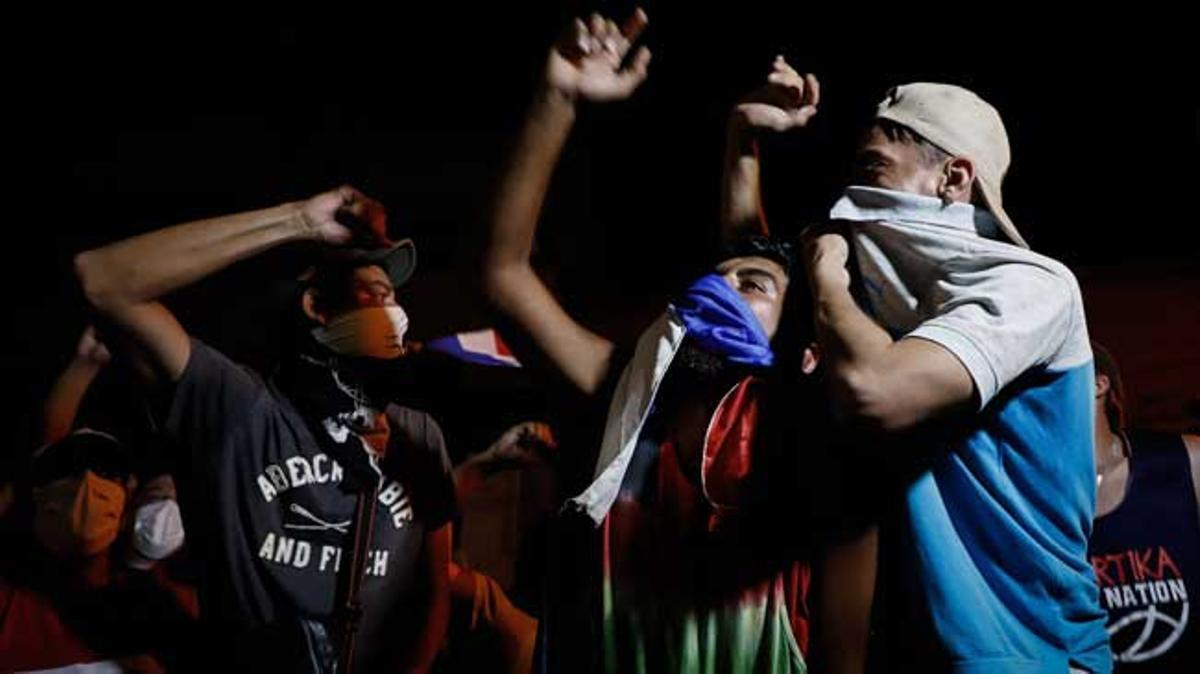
798, 82, 1112, 672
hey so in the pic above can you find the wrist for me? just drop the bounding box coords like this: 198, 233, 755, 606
810, 264, 852, 303
283, 201, 321, 242
534, 83, 579, 117
67, 357, 105, 373
726, 111, 758, 156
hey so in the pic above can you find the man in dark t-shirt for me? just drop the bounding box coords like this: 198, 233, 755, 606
76, 186, 454, 673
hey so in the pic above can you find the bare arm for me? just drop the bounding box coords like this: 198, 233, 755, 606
1185, 434, 1200, 514
722, 119, 767, 240
722, 57, 819, 243
483, 87, 615, 395
454, 421, 555, 502
812, 527, 877, 674
405, 522, 453, 674
75, 186, 388, 384
40, 327, 111, 445
482, 10, 650, 396
804, 231, 975, 433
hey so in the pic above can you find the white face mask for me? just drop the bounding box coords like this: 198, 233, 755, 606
311, 305, 410, 360
132, 499, 185, 562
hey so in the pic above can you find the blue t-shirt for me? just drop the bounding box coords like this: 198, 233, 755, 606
832, 187, 1112, 673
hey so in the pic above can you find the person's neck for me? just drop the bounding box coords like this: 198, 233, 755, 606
661, 371, 746, 475
1094, 419, 1128, 477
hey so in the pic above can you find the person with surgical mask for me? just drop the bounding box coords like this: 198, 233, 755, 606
29, 429, 136, 567
75, 183, 457, 674
22, 327, 188, 573
125, 473, 187, 571
2, 429, 198, 673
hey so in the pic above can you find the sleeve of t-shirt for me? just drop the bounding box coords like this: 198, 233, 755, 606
162, 338, 267, 455
905, 263, 1077, 409
389, 408, 457, 530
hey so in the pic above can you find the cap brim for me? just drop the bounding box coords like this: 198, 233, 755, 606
978, 181, 1029, 249
318, 239, 418, 288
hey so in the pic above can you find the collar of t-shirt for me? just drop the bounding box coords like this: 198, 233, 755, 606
829, 185, 1003, 239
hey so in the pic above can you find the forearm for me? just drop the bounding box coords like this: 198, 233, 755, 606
721, 115, 768, 241
810, 272, 899, 427
813, 527, 877, 674
811, 272, 974, 431
453, 462, 486, 503
76, 202, 312, 312
40, 359, 103, 445
408, 585, 450, 673
484, 86, 577, 279
812, 280, 894, 376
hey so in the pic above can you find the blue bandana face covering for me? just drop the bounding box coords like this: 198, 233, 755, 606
670, 273, 775, 368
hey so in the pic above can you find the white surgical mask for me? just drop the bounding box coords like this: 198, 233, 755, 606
132, 499, 185, 563
312, 306, 409, 359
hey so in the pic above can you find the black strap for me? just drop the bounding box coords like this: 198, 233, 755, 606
272, 349, 389, 672
331, 478, 380, 674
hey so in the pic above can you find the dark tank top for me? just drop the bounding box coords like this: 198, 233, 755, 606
1089, 430, 1200, 672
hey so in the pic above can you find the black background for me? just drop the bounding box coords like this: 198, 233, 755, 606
5, 2, 1198, 466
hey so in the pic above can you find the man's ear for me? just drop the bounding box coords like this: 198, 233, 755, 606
801, 342, 821, 375
939, 156, 976, 204
302, 288, 327, 326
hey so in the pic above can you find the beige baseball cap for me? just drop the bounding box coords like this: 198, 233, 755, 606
876, 82, 1029, 248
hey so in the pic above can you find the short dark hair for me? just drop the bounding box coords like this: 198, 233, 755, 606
875, 118, 951, 168
1092, 342, 1127, 432
717, 233, 812, 377
719, 234, 797, 279
873, 119, 987, 207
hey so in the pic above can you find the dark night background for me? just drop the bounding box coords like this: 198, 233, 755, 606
4, 3, 1197, 470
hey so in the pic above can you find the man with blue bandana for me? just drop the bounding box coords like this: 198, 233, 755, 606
481, 9, 873, 674
797, 79, 1112, 673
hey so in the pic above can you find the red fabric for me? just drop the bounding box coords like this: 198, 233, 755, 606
0, 564, 197, 672
701, 376, 811, 654
702, 377, 762, 518
493, 331, 515, 358
606, 375, 812, 656
1, 577, 104, 671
